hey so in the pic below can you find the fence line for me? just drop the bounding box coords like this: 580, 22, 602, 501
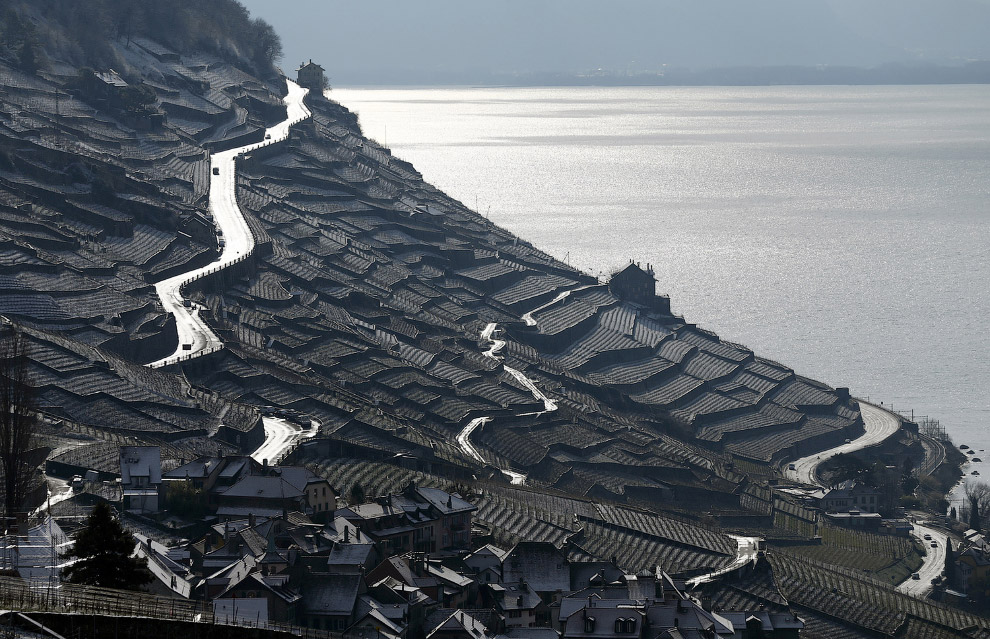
0, 576, 339, 639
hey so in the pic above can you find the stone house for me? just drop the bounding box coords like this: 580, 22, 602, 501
297, 60, 326, 90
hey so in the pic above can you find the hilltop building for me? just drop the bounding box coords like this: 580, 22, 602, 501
297, 60, 326, 90
608, 262, 671, 314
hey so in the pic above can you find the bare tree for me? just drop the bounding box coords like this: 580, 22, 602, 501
965, 481, 990, 533
0, 326, 36, 524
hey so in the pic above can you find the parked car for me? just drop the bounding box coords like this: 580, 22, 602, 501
71, 475, 84, 491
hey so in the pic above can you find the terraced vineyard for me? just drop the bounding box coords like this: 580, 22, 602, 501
772, 523, 923, 584
305, 458, 450, 499
769, 551, 990, 639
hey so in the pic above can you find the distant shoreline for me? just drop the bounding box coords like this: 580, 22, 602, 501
332, 62, 990, 89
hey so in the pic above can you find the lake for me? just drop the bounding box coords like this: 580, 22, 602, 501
335, 84, 990, 508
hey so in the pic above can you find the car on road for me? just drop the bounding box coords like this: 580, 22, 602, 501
213, 167, 220, 175
924, 534, 932, 540
788, 463, 796, 471
911, 573, 920, 580
71, 475, 84, 491
931, 541, 938, 548
182, 343, 192, 350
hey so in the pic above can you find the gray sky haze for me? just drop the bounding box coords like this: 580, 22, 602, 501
239, 1, 990, 84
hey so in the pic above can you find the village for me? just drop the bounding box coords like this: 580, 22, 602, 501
0, 444, 808, 638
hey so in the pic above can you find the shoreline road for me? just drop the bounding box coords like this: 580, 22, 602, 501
898, 522, 947, 597
250, 416, 318, 465
687, 535, 761, 587
148, 80, 311, 368
784, 401, 902, 486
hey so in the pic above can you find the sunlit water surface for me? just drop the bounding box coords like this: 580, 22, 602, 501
335, 85, 990, 507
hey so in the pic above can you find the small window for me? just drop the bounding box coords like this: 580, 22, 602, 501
585, 617, 595, 633
614, 619, 623, 633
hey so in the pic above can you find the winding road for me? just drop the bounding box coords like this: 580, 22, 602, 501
779, 400, 948, 597
784, 401, 901, 486
453, 320, 567, 485
140, 79, 315, 463
148, 80, 311, 368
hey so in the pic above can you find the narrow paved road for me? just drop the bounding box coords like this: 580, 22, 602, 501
687, 534, 761, 587
784, 401, 901, 486
250, 417, 318, 465
481, 322, 556, 411
455, 417, 491, 466
899, 522, 946, 597
521, 284, 599, 327
149, 80, 311, 368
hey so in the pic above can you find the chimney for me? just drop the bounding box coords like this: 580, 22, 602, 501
249, 513, 256, 528
344, 526, 350, 543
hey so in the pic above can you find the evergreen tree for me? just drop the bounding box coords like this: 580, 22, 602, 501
61, 501, 151, 590
349, 482, 365, 505
944, 538, 956, 588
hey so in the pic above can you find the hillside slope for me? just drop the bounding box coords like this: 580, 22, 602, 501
0, 26, 866, 509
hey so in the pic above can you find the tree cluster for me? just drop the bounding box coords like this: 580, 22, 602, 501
0, 0, 282, 77
0, 9, 42, 73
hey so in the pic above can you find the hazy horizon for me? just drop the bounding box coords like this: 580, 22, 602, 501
240, 0, 990, 85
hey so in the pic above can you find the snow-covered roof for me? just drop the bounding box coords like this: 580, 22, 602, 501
120, 446, 161, 485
